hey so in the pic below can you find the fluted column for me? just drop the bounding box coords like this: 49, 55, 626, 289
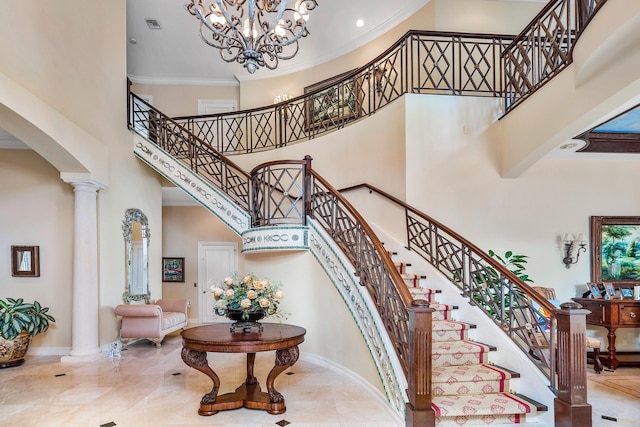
61, 179, 105, 362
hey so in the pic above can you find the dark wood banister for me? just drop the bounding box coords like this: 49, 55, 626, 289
308, 173, 414, 308
340, 183, 556, 313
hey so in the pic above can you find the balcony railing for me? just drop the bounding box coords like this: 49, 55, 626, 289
166, 0, 607, 157
172, 30, 515, 155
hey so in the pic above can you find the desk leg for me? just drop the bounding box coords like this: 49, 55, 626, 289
181, 347, 220, 415
264, 345, 300, 414
604, 327, 620, 370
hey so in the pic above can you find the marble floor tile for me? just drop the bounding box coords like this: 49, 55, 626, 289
0, 334, 638, 426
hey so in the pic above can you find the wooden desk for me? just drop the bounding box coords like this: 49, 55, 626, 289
573, 298, 640, 369
181, 323, 306, 416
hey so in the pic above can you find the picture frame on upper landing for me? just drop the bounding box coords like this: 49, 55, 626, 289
304, 70, 362, 131
162, 257, 184, 283
11, 245, 40, 277
591, 216, 640, 286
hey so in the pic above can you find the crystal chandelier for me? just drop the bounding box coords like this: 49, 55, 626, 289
186, 0, 318, 74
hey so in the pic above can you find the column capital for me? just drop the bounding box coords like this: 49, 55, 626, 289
61, 175, 106, 192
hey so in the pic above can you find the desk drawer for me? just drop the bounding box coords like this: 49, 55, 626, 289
619, 304, 640, 325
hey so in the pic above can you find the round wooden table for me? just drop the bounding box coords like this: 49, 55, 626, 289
180, 323, 306, 416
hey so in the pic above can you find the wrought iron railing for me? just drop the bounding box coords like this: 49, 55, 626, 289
340, 183, 560, 388
129, 88, 415, 374
128, 90, 251, 210
502, 0, 608, 110
172, 30, 515, 155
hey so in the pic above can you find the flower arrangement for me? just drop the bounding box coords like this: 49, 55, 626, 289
210, 273, 285, 319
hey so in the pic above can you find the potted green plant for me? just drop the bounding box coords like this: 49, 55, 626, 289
0, 297, 55, 368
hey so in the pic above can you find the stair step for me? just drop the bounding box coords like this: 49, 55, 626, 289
432, 364, 513, 395
432, 320, 474, 342
432, 341, 494, 366
432, 392, 537, 422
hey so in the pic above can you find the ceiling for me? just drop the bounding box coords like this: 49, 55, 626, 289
126, 0, 431, 85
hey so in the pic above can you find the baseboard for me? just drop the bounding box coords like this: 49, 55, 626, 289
28, 347, 71, 356
300, 352, 404, 426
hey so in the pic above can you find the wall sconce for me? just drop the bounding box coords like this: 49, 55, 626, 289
274, 93, 293, 121
273, 93, 292, 104
562, 233, 587, 269
370, 63, 391, 94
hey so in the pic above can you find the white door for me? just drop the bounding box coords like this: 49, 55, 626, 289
198, 242, 238, 323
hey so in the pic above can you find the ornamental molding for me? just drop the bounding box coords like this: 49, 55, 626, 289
307, 219, 407, 417
133, 136, 250, 235
241, 226, 309, 253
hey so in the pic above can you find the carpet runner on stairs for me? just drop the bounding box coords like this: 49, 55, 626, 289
399, 259, 542, 425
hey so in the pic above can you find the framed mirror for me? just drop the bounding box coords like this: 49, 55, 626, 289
122, 208, 150, 303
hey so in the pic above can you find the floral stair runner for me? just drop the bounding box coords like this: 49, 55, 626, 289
404, 272, 541, 425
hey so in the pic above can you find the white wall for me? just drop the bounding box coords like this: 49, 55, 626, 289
405, 94, 640, 350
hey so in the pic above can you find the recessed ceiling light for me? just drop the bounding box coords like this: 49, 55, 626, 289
356, 19, 364, 28
145, 19, 161, 30
559, 143, 578, 150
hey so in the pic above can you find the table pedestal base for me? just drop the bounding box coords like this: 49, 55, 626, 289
199, 381, 286, 415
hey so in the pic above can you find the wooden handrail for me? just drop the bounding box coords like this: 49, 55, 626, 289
340, 183, 555, 313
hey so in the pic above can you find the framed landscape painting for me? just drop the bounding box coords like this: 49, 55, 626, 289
304, 70, 362, 131
591, 216, 640, 286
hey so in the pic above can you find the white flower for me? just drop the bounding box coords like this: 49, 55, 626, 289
259, 298, 270, 308
275, 290, 285, 300
224, 289, 235, 298
240, 298, 252, 309
223, 277, 234, 286
216, 299, 228, 308
254, 281, 264, 290
243, 275, 253, 284
211, 287, 224, 297
246, 290, 257, 299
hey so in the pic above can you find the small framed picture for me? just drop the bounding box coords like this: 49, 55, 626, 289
162, 257, 184, 282
603, 282, 617, 299
11, 245, 40, 277
620, 287, 634, 299
588, 282, 602, 299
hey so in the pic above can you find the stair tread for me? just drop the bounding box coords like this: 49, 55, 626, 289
432, 341, 494, 353
432, 320, 474, 330
432, 392, 537, 417
433, 364, 513, 382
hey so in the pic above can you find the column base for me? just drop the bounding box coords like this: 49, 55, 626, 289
61, 351, 103, 363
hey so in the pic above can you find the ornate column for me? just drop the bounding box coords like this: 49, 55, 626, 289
61, 178, 105, 362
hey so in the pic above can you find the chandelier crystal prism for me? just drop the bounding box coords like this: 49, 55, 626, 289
186, 0, 318, 74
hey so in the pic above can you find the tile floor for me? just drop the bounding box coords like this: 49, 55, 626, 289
1, 334, 638, 427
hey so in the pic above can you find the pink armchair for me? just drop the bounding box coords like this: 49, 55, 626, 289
114, 299, 189, 348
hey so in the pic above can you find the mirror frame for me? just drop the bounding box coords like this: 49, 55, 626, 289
122, 208, 151, 303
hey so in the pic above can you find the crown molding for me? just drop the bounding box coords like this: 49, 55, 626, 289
127, 74, 240, 87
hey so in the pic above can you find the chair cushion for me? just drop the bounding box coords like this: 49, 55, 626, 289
585, 336, 601, 349
162, 312, 186, 330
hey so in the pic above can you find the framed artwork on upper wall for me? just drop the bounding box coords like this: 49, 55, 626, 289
304, 69, 362, 131
11, 245, 40, 277
591, 216, 640, 286
162, 257, 184, 282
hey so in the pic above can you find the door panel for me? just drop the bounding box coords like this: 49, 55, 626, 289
198, 242, 238, 323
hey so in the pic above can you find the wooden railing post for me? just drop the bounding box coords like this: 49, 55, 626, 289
303, 155, 313, 221
406, 299, 436, 427
554, 301, 592, 427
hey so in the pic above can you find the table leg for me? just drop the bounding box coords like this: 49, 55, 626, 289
265, 345, 300, 413
181, 347, 220, 415
245, 352, 258, 385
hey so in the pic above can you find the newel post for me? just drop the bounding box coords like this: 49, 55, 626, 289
406, 299, 436, 427
554, 301, 592, 427
303, 155, 313, 221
